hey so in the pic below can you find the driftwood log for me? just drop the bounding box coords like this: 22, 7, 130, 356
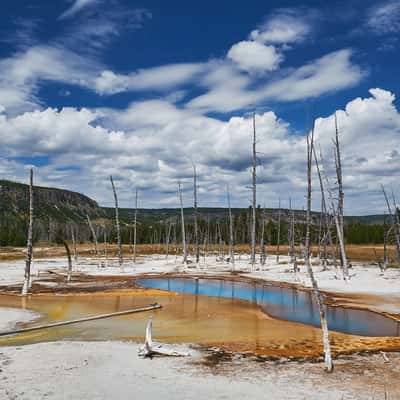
0, 304, 162, 337
138, 317, 189, 358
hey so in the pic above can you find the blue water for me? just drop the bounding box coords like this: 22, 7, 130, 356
137, 277, 400, 337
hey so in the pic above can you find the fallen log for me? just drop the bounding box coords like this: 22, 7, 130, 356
138, 316, 189, 358
0, 303, 162, 337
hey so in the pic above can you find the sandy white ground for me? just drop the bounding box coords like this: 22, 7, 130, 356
0, 307, 41, 331
0, 341, 398, 400
0, 255, 399, 399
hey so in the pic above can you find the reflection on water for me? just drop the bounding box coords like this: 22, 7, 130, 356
0, 291, 327, 355
137, 278, 400, 337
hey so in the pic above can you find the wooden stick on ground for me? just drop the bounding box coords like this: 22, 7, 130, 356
0, 304, 162, 337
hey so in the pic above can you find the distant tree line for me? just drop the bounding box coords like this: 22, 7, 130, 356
0, 206, 392, 247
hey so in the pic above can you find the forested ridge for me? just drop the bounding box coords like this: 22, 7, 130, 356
0, 179, 390, 246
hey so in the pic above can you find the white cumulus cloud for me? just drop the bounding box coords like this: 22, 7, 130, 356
0, 89, 399, 214
227, 41, 283, 73
250, 9, 311, 44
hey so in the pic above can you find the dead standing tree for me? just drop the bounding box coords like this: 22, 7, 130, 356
110, 175, 123, 270
313, 146, 337, 274
288, 198, 297, 272
103, 226, 108, 267
227, 185, 235, 270
383, 213, 390, 269
133, 189, 138, 264
333, 113, 345, 267
319, 145, 349, 281
260, 206, 266, 267
165, 219, 173, 260
178, 181, 188, 267
276, 198, 281, 263
381, 185, 400, 262
63, 240, 73, 282
250, 112, 257, 269
22, 168, 34, 296
305, 122, 333, 372
86, 214, 99, 260
193, 165, 200, 266
70, 224, 78, 269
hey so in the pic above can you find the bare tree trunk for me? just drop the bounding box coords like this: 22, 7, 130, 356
383, 214, 389, 269
86, 214, 99, 257
334, 113, 344, 268
104, 227, 108, 267
260, 206, 266, 267
289, 198, 297, 272
110, 175, 123, 270
313, 146, 337, 274
165, 220, 172, 260
227, 186, 235, 270
133, 188, 138, 264
22, 168, 34, 296
250, 112, 257, 269
193, 165, 200, 266
391, 189, 400, 228
173, 222, 178, 263
216, 222, 223, 260
205, 213, 210, 263
63, 240, 73, 282
276, 199, 281, 263
329, 193, 349, 280
382, 185, 400, 262
178, 182, 187, 266
319, 213, 327, 270
305, 122, 333, 373
317, 206, 323, 259
320, 150, 349, 280
71, 224, 78, 268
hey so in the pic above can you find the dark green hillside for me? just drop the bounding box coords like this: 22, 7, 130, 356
0, 180, 105, 245
0, 179, 391, 246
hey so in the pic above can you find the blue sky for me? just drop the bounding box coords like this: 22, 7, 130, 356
0, 0, 399, 213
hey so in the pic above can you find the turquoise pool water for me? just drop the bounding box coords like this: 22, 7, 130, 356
137, 277, 400, 337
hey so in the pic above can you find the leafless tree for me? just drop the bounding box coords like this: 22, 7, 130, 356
288, 198, 297, 272
382, 185, 400, 262
86, 214, 99, 257
133, 188, 138, 263
305, 121, 333, 372
165, 219, 172, 260
313, 146, 337, 274
383, 214, 390, 269
276, 198, 281, 263
333, 113, 344, 268
216, 222, 224, 260
178, 181, 188, 266
110, 175, 123, 269
193, 164, 200, 266
22, 168, 34, 296
320, 148, 349, 280
103, 226, 108, 267
70, 224, 78, 268
63, 240, 73, 282
260, 206, 266, 267
250, 112, 257, 269
204, 213, 210, 263
227, 185, 235, 270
